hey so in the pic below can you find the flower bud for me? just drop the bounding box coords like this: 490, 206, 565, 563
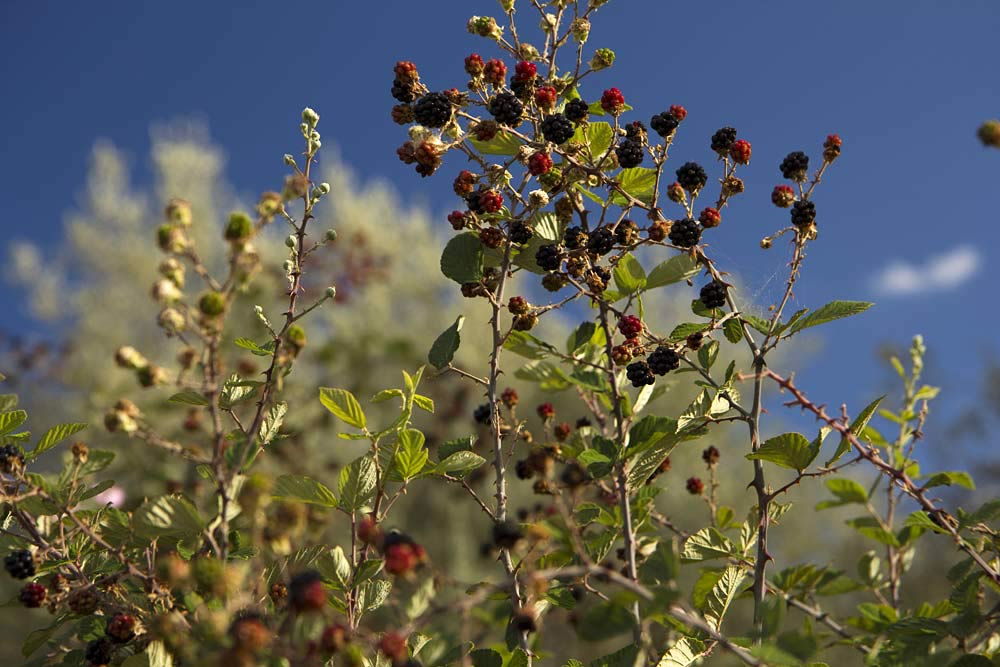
164, 198, 192, 226
115, 346, 148, 370
528, 190, 550, 208
158, 258, 185, 287
325, 286, 337, 299
224, 211, 254, 243
301, 107, 320, 126
324, 229, 338, 242
571, 18, 591, 43
157, 307, 186, 334
198, 291, 226, 318
151, 279, 182, 304
285, 235, 297, 248
156, 224, 187, 253
257, 191, 283, 218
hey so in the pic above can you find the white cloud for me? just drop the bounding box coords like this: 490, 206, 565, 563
875, 246, 983, 296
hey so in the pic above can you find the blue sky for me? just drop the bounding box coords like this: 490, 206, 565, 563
1, 1, 998, 462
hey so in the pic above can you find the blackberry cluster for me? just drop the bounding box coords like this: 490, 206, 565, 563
676, 162, 708, 193
540, 114, 575, 145
626, 361, 655, 387
106, 614, 136, 644
615, 219, 638, 245
699, 280, 728, 309
0, 444, 24, 474
4, 550, 34, 579
535, 244, 564, 271
509, 221, 533, 244
791, 200, 816, 226
587, 228, 615, 255
780, 151, 810, 181
624, 121, 647, 141
510, 76, 536, 101
488, 91, 524, 126
710, 127, 737, 155
492, 520, 524, 549
564, 226, 588, 250
649, 111, 680, 137
565, 98, 589, 123
647, 346, 680, 375
412, 92, 452, 128
616, 139, 644, 168
668, 218, 702, 248
19, 582, 46, 608
391, 79, 417, 103
85, 639, 114, 666
473, 404, 492, 425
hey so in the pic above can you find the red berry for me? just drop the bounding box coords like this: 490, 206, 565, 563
472, 120, 499, 142
453, 170, 477, 197
321, 623, 350, 654
230, 614, 271, 652
729, 139, 752, 165
528, 152, 553, 176
514, 61, 537, 81
554, 423, 571, 442
501, 388, 519, 408
289, 571, 327, 612
686, 477, 705, 495
357, 515, 381, 546
396, 142, 416, 165
534, 86, 558, 111
484, 59, 507, 86
666, 182, 685, 203
107, 613, 137, 643
825, 134, 842, 148
385, 544, 418, 575
379, 632, 409, 662
669, 104, 687, 121
19, 582, 46, 608
447, 211, 467, 230
537, 403, 555, 420
618, 315, 643, 338
771, 185, 796, 208
394, 61, 418, 81
480, 189, 504, 213
508, 296, 530, 314
823, 134, 842, 161
464, 53, 485, 77
698, 207, 721, 229
600, 88, 626, 115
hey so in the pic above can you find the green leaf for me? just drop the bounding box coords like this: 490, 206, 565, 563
827, 395, 883, 466
258, 401, 287, 446
0, 394, 18, 412
437, 450, 488, 476
413, 394, 434, 413
428, 315, 465, 369
788, 301, 874, 333
846, 517, 901, 547
703, 566, 746, 630
319, 387, 366, 429
656, 637, 705, 667
273, 474, 338, 508
567, 321, 599, 354
440, 232, 485, 284
0, 409, 27, 435
395, 429, 429, 480
816, 478, 869, 510
469, 130, 523, 155
583, 121, 614, 157
472, 649, 504, 667
611, 167, 657, 205
697, 340, 719, 370
681, 527, 737, 562
668, 322, 704, 342
134, 496, 204, 540
723, 318, 743, 344
504, 331, 552, 359
923, 471, 975, 490
613, 253, 646, 293
338, 455, 377, 512
514, 360, 572, 391
234, 337, 275, 356
645, 254, 701, 290
22, 615, 65, 657
31, 422, 88, 459
747, 433, 818, 471
219, 374, 258, 409
167, 391, 210, 407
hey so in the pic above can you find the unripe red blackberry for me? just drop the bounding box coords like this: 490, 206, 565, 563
790, 200, 816, 227
535, 244, 564, 271
488, 91, 524, 126
669, 105, 688, 121
472, 119, 500, 142
512, 313, 539, 331
698, 207, 721, 229
626, 361, 655, 387
668, 218, 702, 248
540, 114, 575, 145
321, 623, 351, 654
675, 162, 707, 193
467, 189, 504, 214
528, 151, 553, 176
230, 613, 271, 653
587, 228, 615, 255
667, 182, 685, 203
648, 220, 668, 241
480, 227, 504, 249
483, 59, 507, 85
379, 632, 409, 663
771, 185, 796, 208
453, 170, 477, 197
493, 519, 524, 549
501, 388, 519, 409
464, 53, 485, 77
565, 98, 589, 123
397, 142, 417, 165
394, 61, 418, 81
534, 86, 558, 111
699, 280, 728, 309
413, 92, 453, 128
514, 60, 537, 79
823, 134, 842, 162
702, 445, 720, 465
270, 582, 288, 605
19, 581, 46, 608
85, 638, 114, 666
357, 515, 381, 546
106, 613, 137, 644
384, 543, 420, 576
537, 403, 556, 420
649, 111, 680, 138
391, 104, 413, 125
600, 88, 625, 115
289, 571, 327, 612
447, 211, 467, 230
615, 219, 638, 245
4, 550, 35, 579
779, 151, 810, 182
474, 403, 492, 425
508, 296, 531, 315
618, 315, 643, 338
686, 477, 705, 495
616, 138, 644, 168
554, 422, 572, 441
647, 346, 679, 376
611, 344, 633, 365
710, 127, 737, 156
730, 139, 752, 164
509, 221, 533, 244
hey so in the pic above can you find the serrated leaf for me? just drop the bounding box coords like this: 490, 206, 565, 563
413, 394, 434, 413
219, 374, 258, 409
437, 450, 487, 476
167, 391, 210, 407
747, 432, 818, 471
234, 337, 275, 356
469, 130, 522, 155
828, 395, 884, 466
846, 517, 901, 547
394, 429, 428, 480
338, 455, 377, 512
788, 300, 874, 333
514, 360, 572, 391
923, 471, 975, 490
613, 253, 646, 293
668, 322, 704, 342
259, 402, 287, 446
645, 254, 701, 290
703, 566, 746, 630
611, 167, 657, 205
440, 232, 485, 284
504, 331, 552, 359
273, 474, 338, 508
723, 318, 743, 344
815, 478, 868, 510
681, 527, 737, 562
656, 637, 705, 667
429, 315, 465, 369
567, 321, 599, 354
134, 496, 204, 540
319, 387, 366, 429
31, 422, 88, 458
0, 409, 27, 435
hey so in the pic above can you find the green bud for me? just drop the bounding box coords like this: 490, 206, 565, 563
324, 229, 338, 242
151, 278, 183, 304
164, 198, 192, 226
156, 224, 187, 253
317, 182, 331, 194
468, 15, 503, 39
224, 211, 254, 242
498, 0, 514, 11
324, 286, 337, 299
157, 307, 186, 334
283, 154, 296, 166
198, 291, 226, 317
590, 48, 616, 71
136, 364, 168, 388
285, 235, 297, 248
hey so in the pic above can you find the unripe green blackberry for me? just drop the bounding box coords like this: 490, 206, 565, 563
699, 280, 727, 309
156, 224, 186, 253
540, 113, 575, 145
668, 218, 701, 248
565, 98, 589, 123
224, 211, 254, 243
790, 200, 816, 227
615, 138, 644, 168
589, 48, 615, 70
675, 162, 707, 193
198, 291, 226, 317
647, 346, 679, 375
412, 92, 452, 128
4, 550, 35, 579
625, 361, 655, 387
710, 127, 737, 155
535, 244, 564, 271
284, 173, 309, 200
488, 91, 524, 126
666, 182, 685, 203
779, 151, 809, 181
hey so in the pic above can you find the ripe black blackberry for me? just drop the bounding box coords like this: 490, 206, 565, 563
391, 78, 417, 103
540, 113, 575, 145
0, 444, 24, 474
615, 219, 638, 245
510, 76, 536, 101
699, 280, 728, 309
564, 226, 588, 250
85, 638, 114, 666
710, 127, 737, 155
515, 459, 533, 480
509, 221, 533, 245
780, 151, 810, 181
473, 403, 492, 425
565, 98, 589, 123
535, 244, 564, 271
615, 139, 644, 168
625, 361, 655, 387
488, 91, 524, 127
676, 162, 707, 193
587, 228, 615, 255
668, 218, 702, 248
492, 520, 524, 549
412, 92, 452, 128
650, 111, 680, 138
647, 346, 680, 375
4, 550, 34, 579
790, 200, 816, 227
624, 121, 647, 142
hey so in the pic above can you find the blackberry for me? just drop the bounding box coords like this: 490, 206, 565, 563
650, 111, 679, 138
542, 272, 569, 291
391, 78, 417, 103
510, 76, 536, 101
535, 244, 564, 271
289, 570, 327, 612
676, 162, 707, 193
412, 92, 452, 128
710, 127, 737, 155
515, 459, 533, 480
625, 361, 655, 387
19, 582, 46, 608
4, 550, 34, 579
85, 638, 114, 666
699, 280, 728, 309
492, 520, 524, 549
702, 445, 720, 465
587, 267, 611, 293
488, 91, 524, 127
540, 113, 575, 145
587, 228, 615, 255
560, 462, 590, 488
473, 403, 492, 425
668, 218, 702, 248
509, 221, 533, 245
106, 613, 137, 643
790, 200, 816, 227
480, 227, 503, 249
615, 219, 638, 245
615, 139, 644, 168
0, 444, 24, 475
624, 121, 647, 142
565, 98, 589, 123
647, 346, 680, 375
564, 226, 588, 250
779, 151, 810, 181
686, 477, 705, 495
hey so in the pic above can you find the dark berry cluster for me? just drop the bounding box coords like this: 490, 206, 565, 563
4, 550, 34, 579
618, 315, 643, 338
587, 228, 615, 255
616, 138, 644, 168
710, 127, 737, 155
488, 91, 524, 126
492, 519, 525, 549
413, 92, 452, 128
467, 189, 504, 214
391, 79, 417, 103
649, 111, 679, 138
509, 221, 533, 244
624, 121, 646, 142
19, 581, 46, 608
0, 444, 24, 474
700, 280, 728, 309
565, 98, 589, 123
676, 162, 708, 193
780, 151, 810, 181
564, 226, 588, 249
540, 114, 575, 145
535, 244, 564, 271
647, 346, 679, 375
668, 218, 702, 248
85, 639, 114, 666
626, 361, 655, 387
791, 200, 816, 227
473, 403, 492, 425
